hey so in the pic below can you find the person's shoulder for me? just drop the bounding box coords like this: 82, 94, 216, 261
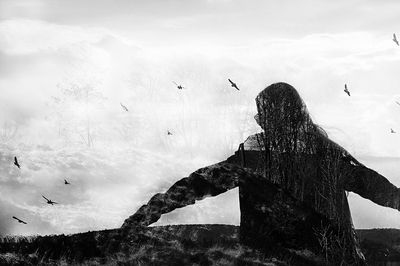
244, 133, 264, 151
225, 133, 263, 164
316, 132, 364, 167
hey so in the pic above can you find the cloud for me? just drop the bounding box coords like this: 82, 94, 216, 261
153, 188, 240, 226
0, 19, 102, 55
0, 19, 139, 136
1, 13, 400, 236
0, 197, 58, 236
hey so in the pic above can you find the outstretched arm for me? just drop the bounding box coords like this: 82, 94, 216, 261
343, 159, 400, 210
121, 161, 252, 229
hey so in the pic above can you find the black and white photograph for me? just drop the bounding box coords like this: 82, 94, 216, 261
1, 0, 400, 265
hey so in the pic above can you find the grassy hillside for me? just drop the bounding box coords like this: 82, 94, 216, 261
2, 225, 400, 265
357, 229, 400, 265
0, 225, 292, 265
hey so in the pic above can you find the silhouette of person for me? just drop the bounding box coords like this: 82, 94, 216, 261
122, 82, 400, 264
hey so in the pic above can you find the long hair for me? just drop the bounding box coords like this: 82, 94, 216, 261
255, 82, 329, 154
254, 83, 361, 262
254, 82, 357, 211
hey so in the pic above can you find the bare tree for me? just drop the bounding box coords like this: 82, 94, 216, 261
52, 82, 104, 148
0, 121, 18, 144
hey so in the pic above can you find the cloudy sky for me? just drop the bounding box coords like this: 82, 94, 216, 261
1, 0, 400, 236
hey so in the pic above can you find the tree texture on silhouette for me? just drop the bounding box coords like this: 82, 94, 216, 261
122, 82, 400, 265
253, 84, 350, 217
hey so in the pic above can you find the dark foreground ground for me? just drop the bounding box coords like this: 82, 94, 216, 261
0, 225, 293, 265
1, 225, 400, 265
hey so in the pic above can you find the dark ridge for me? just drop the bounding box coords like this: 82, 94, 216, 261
0, 225, 282, 265
1, 226, 400, 265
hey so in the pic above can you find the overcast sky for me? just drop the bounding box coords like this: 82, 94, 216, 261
1, 0, 400, 236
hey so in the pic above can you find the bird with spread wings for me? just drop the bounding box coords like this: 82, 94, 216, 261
12, 216, 27, 224
228, 79, 240, 91
42, 195, 58, 205
344, 84, 350, 96
172, 81, 185, 90
14, 156, 20, 169
120, 103, 129, 112
393, 33, 399, 46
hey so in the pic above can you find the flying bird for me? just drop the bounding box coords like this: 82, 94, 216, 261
173, 81, 184, 90
64, 179, 70, 185
42, 195, 58, 205
391, 128, 396, 133
167, 131, 173, 135
12, 216, 27, 224
228, 79, 240, 91
120, 103, 129, 112
14, 156, 20, 169
393, 33, 399, 46
344, 84, 350, 96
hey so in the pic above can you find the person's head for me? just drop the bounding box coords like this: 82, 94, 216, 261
255, 82, 310, 133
